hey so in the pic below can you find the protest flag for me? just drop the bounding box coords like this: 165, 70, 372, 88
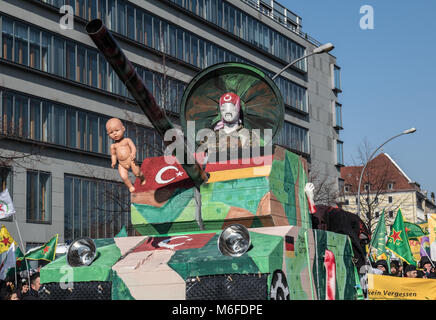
404, 221, 427, 240
0, 225, 18, 254
0, 243, 16, 280
0, 189, 15, 220
386, 209, 417, 266
24, 234, 58, 262
369, 210, 388, 261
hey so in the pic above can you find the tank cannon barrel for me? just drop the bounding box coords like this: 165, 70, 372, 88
86, 19, 207, 188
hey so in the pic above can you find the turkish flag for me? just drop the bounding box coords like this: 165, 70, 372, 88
133, 156, 195, 192
133, 233, 216, 252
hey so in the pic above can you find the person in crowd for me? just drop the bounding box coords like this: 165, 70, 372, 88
19, 278, 29, 299
404, 265, 418, 278
21, 272, 40, 300
5, 289, 20, 300
390, 260, 401, 277
419, 257, 435, 279
373, 260, 390, 275
0, 275, 15, 300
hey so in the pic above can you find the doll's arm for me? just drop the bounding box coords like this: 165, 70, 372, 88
304, 182, 317, 214
110, 144, 117, 168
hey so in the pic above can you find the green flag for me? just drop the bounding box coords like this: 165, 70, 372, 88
404, 221, 428, 240
370, 210, 388, 261
386, 209, 417, 266
23, 234, 58, 262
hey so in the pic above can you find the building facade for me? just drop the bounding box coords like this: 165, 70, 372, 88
0, 0, 342, 249
340, 153, 436, 231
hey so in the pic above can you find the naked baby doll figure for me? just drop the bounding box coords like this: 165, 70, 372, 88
106, 118, 146, 192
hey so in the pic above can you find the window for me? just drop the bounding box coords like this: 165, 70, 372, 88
387, 183, 394, 190
335, 103, 342, 129
14, 22, 28, 66
29, 28, 41, 70
64, 175, 132, 242
375, 212, 379, 218
26, 170, 51, 223
344, 185, 350, 193
276, 122, 309, 154
344, 199, 349, 205
364, 184, 370, 192
0, 167, 13, 196
337, 141, 344, 165
2, 16, 13, 60
334, 65, 341, 91
388, 196, 393, 203
389, 211, 393, 218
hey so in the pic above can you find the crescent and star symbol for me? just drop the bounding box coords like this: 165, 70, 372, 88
155, 166, 184, 185
158, 236, 193, 250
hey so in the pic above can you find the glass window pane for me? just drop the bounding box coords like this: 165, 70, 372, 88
66, 42, 76, 80
127, 5, 135, 39
88, 114, 99, 152
87, 50, 98, 87
14, 94, 29, 138
53, 105, 66, 145
14, 22, 28, 66
77, 46, 86, 83
29, 28, 41, 70
26, 171, 38, 221
64, 176, 73, 242
81, 180, 89, 236
73, 178, 81, 237
144, 13, 152, 47
29, 98, 41, 140
53, 37, 65, 77
66, 109, 77, 148
2, 17, 13, 60
98, 54, 107, 90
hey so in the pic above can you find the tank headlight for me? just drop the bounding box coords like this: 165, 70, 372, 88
67, 237, 97, 267
218, 224, 251, 257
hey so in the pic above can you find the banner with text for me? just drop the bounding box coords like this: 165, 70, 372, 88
368, 274, 436, 300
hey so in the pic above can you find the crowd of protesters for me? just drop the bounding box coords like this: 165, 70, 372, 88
0, 268, 42, 301
372, 256, 436, 279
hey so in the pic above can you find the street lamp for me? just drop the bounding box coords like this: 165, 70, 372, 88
272, 42, 334, 80
356, 128, 417, 219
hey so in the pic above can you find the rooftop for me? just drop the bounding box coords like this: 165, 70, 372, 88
240, 0, 322, 46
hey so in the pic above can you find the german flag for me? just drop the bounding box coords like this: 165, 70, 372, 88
285, 236, 295, 258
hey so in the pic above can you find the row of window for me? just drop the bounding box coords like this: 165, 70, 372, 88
275, 121, 309, 154
1, 15, 186, 113
64, 174, 131, 242
0, 88, 164, 159
345, 195, 394, 204
37, 0, 306, 71
25, 2, 309, 112
0, 166, 132, 240
168, 0, 306, 70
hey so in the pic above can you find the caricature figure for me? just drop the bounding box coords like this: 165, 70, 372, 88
106, 118, 146, 192
201, 92, 260, 154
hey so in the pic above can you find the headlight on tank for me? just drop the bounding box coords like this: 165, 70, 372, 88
67, 237, 97, 267
218, 224, 251, 257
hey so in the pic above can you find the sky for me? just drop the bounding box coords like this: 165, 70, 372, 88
281, 0, 436, 195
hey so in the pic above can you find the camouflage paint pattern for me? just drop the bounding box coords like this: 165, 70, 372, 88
131, 146, 311, 235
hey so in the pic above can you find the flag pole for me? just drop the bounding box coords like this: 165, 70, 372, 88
417, 238, 435, 269
13, 213, 31, 288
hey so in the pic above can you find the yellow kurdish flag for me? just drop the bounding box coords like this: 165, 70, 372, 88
429, 214, 436, 261
368, 274, 436, 300
0, 225, 17, 254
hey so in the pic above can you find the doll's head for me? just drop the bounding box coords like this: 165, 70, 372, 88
214, 92, 242, 131
106, 118, 125, 142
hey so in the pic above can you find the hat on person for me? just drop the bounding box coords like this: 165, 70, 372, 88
405, 265, 417, 273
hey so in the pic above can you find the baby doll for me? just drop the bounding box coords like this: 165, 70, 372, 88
106, 118, 146, 192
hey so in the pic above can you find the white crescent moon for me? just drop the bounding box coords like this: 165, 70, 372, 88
155, 166, 179, 184
158, 236, 192, 249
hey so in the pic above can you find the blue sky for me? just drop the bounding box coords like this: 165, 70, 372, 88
281, 0, 436, 195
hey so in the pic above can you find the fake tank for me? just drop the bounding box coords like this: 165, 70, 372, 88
38, 19, 363, 300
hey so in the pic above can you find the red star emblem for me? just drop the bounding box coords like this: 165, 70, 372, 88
389, 229, 402, 244
42, 245, 50, 254
405, 227, 410, 234
1, 237, 10, 246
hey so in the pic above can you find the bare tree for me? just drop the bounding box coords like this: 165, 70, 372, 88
343, 139, 407, 233
308, 162, 340, 207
